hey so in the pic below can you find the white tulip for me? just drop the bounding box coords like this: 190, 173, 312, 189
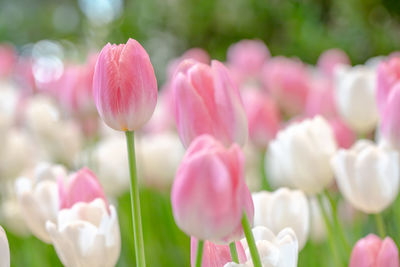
15, 162, 66, 243
334, 65, 378, 133
224, 227, 298, 267
252, 188, 309, 250
331, 140, 399, 213
267, 116, 337, 194
46, 199, 121, 267
92, 135, 129, 196
0, 226, 10, 267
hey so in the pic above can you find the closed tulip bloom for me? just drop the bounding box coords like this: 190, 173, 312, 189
350, 234, 399, 267
172, 59, 248, 147
380, 84, 400, 150
0, 226, 10, 267
267, 116, 337, 194
242, 89, 280, 148
252, 188, 309, 250
46, 198, 121, 267
331, 140, 399, 213
191, 238, 246, 267
58, 168, 107, 210
93, 38, 158, 131
376, 56, 400, 114
224, 227, 298, 267
0, 44, 16, 78
171, 135, 253, 242
15, 163, 67, 243
317, 49, 350, 77
305, 77, 337, 119
329, 118, 356, 149
334, 65, 378, 133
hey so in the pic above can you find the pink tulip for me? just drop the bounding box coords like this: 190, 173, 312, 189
350, 234, 399, 267
93, 38, 158, 131
242, 88, 280, 148
305, 77, 337, 119
58, 167, 107, 210
167, 48, 210, 79
381, 83, 400, 149
172, 59, 248, 147
317, 49, 350, 77
0, 44, 17, 78
190, 238, 246, 267
329, 117, 356, 149
377, 56, 400, 114
262, 57, 310, 115
171, 135, 253, 242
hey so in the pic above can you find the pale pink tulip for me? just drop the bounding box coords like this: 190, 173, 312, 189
191, 238, 246, 267
93, 38, 157, 131
0, 44, 16, 78
171, 135, 253, 242
377, 56, 400, 114
242, 89, 280, 148
329, 118, 356, 149
350, 234, 399, 267
317, 49, 350, 77
58, 167, 107, 210
172, 59, 248, 147
262, 57, 310, 115
167, 48, 210, 79
381, 83, 400, 149
305, 77, 337, 119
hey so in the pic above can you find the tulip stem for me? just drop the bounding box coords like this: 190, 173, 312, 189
229, 242, 239, 263
374, 213, 386, 238
317, 194, 343, 267
195, 240, 204, 267
241, 212, 262, 267
260, 149, 271, 191
125, 131, 146, 267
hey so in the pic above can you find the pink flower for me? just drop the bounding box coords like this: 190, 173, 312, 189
172, 59, 248, 147
305, 77, 337, 119
58, 167, 107, 210
167, 48, 210, 79
317, 49, 350, 77
93, 38, 158, 131
381, 83, 400, 149
242, 88, 280, 148
350, 234, 399, 267
190, 238, 246, 267
328, 117, 356, 149
0, 44, 17, 78
377, 56, 400, 114
171, 135, 253, 242
262, 57, 310, 115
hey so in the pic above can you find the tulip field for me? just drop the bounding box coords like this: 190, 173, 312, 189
2, 0, 400, 267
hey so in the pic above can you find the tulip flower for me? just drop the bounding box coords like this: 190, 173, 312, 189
0, 226, 10, 267
334, 65, 378, 133
171, 135, 253, 242
331, 140, 399, 214
242, 89, 280, 148
15, 162, 67, 243
376, 56, 400, 114
329, 118, 356, 149
317, 49, 350, 77
0, 44, 16, 78
309, 197, 327, 243
46, 199, 121, 267
166, 48, 210, 79
252, 188, 309, 250
305, 77, 337, 119
380, 84, 400, 150
262, 56, 310, 115
224, 227, 298, 267
191, 238, 246, 266
350, 234, 399, 267
172, 59, 248, 147
93, 38, 158, 132
267, 116, 337, 194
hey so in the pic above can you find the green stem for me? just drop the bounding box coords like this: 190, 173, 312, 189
241, 212, 262, 267
125, 131, 146, 267
324, 190, 351, 254
229, 242, 239, 263
260, 149, 270, 191
195, 240, 204, 267
374, 213, 386, 238
316, 194, 343, 267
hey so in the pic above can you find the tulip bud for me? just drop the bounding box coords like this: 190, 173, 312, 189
58, 168, 107, 210
305, 77, 336, 119
350, 234, 399, 267
93, 38, 158, 131
0, 226, 10, 267
191, 237, 246, 267
380, 84, 400, 150
252, 188, 310, 250
46, 199, 121, 267
376, 56, 400, 114
171, 135, 253, 242
331, 140, 399, 213
0, 44, 16, 78
317, 49, 350, 77
329, 118, 356, 149
172, 59, 248, 147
